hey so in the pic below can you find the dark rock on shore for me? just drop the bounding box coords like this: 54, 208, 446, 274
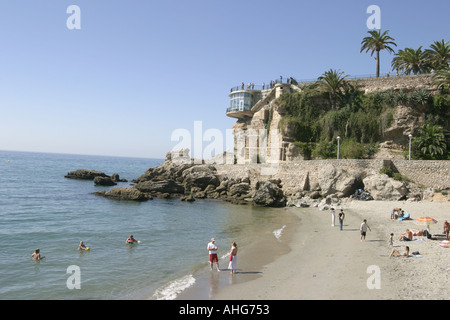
94, 176, 117, 186
253, 181, 286, 207
92, 187, 150, 201
135, 179, 185, 194
65, 169, 110, 180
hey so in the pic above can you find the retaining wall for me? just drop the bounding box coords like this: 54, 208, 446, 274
215, 159, 449, 190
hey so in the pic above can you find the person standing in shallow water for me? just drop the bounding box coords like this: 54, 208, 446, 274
207, 238, 220, 271
228, 242, 238, 274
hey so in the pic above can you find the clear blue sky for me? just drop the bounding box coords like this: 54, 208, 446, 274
0, 0, 448, 159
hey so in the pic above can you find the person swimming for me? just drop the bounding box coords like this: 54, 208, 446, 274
78, 241, 89, 251
125, 235, 138, 244
31, 248, 44, 260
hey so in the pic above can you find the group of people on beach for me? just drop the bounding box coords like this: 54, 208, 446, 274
207, 238, 238, 274
387, 209, 450, 258
330, 208, 346, 230
330, 207, 371, 241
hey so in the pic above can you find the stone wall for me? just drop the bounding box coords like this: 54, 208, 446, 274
389, 160, 450, 189
347, 74, 434, 94
215, 159, 449, 191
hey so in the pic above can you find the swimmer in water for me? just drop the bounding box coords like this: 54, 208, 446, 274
126, 235, 138, 244
78, 241, 89, 251
31, 248, 43, 260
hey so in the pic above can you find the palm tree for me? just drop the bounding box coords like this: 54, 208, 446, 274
391, 47, 430, 75
360, 29, 397, 77
316, 69, 349, 109
431, 67, 450, 90
424, 39, 450, 70
414, 123, 448, 159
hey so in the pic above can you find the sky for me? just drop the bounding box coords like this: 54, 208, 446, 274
0, 0, 448, 159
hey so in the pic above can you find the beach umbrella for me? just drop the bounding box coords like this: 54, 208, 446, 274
414, 216, 437, 232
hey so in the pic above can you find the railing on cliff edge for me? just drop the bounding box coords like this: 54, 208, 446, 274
230, 72, 433, 93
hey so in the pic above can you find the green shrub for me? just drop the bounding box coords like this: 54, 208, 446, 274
379, 166, 393, 177
339, 138, 367, 159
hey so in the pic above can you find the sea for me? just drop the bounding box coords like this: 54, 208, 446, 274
0, 150, 295, 300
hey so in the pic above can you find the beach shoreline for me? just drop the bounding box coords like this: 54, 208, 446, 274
179, 198, 450, 300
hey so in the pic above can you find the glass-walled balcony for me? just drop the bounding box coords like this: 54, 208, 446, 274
227, 92, 254, 113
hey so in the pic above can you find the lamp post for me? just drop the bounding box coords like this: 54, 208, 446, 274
337, 136, 340, 160
408, 134, 412, 160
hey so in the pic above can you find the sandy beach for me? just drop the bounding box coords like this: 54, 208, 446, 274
210, 197, 450, 300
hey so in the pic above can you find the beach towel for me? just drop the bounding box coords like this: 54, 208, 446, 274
398, 212, 410, 221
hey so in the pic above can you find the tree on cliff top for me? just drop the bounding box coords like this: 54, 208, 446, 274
424, 39, 450, 70
391, 46, 430, 75
360, 29, 397, 77
316, 69, 349, 110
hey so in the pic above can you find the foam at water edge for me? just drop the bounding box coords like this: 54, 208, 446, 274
273, 225, 286, 241
152, 274, 196, 300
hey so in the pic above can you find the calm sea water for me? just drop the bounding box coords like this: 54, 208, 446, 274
0, 150, 293, 300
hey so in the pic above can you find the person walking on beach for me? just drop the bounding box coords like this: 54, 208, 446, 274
330, 208, 336, 227
389, 233, 394, 247
338, 209, 345, 230
207, 238, 220, 271
360, 219, 371, 241
228, 242, 238, 274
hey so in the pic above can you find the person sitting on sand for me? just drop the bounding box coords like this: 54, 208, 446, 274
126, 235, 138, 244
399, 229, 413, 241
444, 220, 450, 240
31, 248, 43, 260
409, 229, 424, 237
390, 246, 410, 258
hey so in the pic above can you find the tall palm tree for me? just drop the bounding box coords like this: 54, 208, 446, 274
316, 69, 349, 109
360, 29, 397, 77
391, 47, 430, 75
424, 39, 450, 70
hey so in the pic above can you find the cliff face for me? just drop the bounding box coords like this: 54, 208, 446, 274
232, 74, 439, 162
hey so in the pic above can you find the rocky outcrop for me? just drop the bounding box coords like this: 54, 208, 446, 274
362, 174, 408, 201
92, 187, 149, 201
94, 176, 117, 186
317, 164, 360, 198
135, 179, 185, 194
253, 180, 285, 207
71, 149, 440, 206
65, 169, 110, 180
